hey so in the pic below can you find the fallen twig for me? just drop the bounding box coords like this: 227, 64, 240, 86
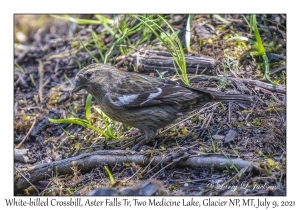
229, 78, 286, 94
37, 59, 44, 103
150, 161, 175, 179
191, 75, 286, 94
269, 65, 286, 75
245, 100, 258, 120
15, 149, 259, 192
14, 166, 40, 195
16, 118, 37, 149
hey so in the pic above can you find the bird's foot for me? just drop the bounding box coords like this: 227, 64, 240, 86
131, 137, 148, 151
106, 134, 143, 150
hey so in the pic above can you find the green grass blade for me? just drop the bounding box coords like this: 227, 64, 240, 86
241, 15, 251, 33
94, 108, 119, 139
15, 63, 35, 86
158, 15, 189, 85
134, 15, 189, 86
91, 30, 105, 62
262, 54, 273, 83
64, 73, 73, 85
29, 74, 36, 86
51, 15, 101, 25
104, 166, 115, 184
85, 94, 93, 121
250, 15, 273, 83
213, 15, 231, 24
185, 14, 194, 52
79, 38, 99, 63
222, 152, 239, 173
104, 28, 129, 64
15, 63, 25, 73
251, 15, 265, 55
94, 15, 115, 35
48, 117, 110, 138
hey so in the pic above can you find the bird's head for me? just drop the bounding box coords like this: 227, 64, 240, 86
72, 63, 114, 93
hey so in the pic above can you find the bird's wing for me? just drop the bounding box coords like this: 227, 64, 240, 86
106, 75, 212, 108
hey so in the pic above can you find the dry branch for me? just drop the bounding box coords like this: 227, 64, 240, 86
127, 50, 219, 75
14, 149, 29, 163
230, 77, 286, 94
15, 149, 259, 191
191, 75, 286, 94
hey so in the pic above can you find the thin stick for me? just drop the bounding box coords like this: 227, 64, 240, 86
16, 118, 36, 149
200, 104, 218, 137
200, 112, 214, 137
150, 162, 175, 179
245, 100, 258, 121
37, 59, 44, 103
191, 75, 286, 94
14, 166, 40, 195
125, 166, 143, 182
269, 65, 286, 75
146, 156, 166, 175
228, 102, 231, 123
140, 157, 156, 175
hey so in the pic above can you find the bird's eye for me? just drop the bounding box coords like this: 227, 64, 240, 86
85, 71, 93, 80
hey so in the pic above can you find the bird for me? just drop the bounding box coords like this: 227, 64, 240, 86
72, 63, 252, 150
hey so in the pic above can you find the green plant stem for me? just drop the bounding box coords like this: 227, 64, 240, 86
48, 118, 110, 138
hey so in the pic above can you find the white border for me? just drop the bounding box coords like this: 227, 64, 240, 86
2, 0, 297, 209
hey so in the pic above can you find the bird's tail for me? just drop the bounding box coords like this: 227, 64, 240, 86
196, 88, 253, 103
210, 92, 253, 103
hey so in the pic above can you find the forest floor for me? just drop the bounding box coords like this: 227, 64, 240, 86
14, 14, 286, 196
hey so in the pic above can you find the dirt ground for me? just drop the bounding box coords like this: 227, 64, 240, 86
14, 14, 286, 196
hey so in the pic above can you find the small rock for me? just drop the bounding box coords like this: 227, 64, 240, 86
195, 25, 213, 38
51, 151, 61, 161
224, 130, 237, 143
16, 31, 28, 43
14, 149, 29, 163
212, 134, 225, 141
172, 15, 184, 25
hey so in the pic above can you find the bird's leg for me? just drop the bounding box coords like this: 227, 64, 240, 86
107, 127, 157, 150
131, 127, 157, 151
111, 132, 144, 150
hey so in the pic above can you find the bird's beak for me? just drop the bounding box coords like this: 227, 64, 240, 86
72, 81, 84, 93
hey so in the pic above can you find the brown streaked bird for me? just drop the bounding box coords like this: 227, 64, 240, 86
72, 63, 252, 150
